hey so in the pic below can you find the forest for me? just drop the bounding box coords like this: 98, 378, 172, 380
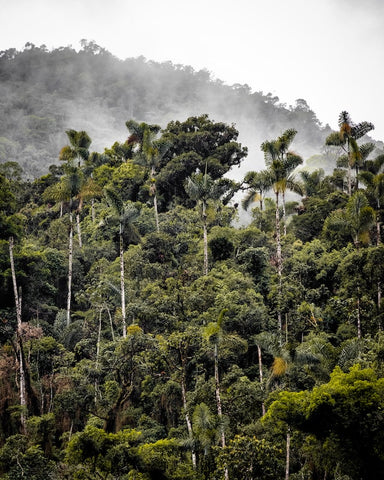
1, 44, 384, 480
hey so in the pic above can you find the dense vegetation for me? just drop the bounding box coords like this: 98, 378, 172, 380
0, 41, 335, 179
2, 44, 384, 480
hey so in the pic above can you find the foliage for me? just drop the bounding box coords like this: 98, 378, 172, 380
1, 79, 384, 480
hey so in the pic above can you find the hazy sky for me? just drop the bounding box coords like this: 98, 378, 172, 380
1, 0, 384, 140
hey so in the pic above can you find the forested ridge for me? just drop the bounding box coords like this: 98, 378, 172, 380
2, 43, 384, 480
0, 41, 338, 179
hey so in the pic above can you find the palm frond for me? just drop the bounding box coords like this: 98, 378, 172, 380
351, 121, 374, 140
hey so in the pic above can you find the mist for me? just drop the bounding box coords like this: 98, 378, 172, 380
0, 42, 373, 189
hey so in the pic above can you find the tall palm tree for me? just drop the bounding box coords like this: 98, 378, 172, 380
185, 166, 221, 275
104, 187, 139, 338
59, 130, 92, 247
133, 125, 170, 232
43, 163, 83, 326
326, 111, 374, 195
203, 309, 246, 480
261, 130, 303, 341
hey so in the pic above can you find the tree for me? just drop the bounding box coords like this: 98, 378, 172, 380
104, 187, 139, 337
133, 124, 170, 232
264, 366, 384, 479
185, 168, 222, 275
242, 170, 271, 212
9, 237, 27, 432
215, 435, 284, 480
203, 308, 247, 480
324, 190, 375, 249
157, 115, 247, 207
359, 156, 384, 245
59, 129, 91, 246
326, 111, 374, 195
260, 129, 303, 340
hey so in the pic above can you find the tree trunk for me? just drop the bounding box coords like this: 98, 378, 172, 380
76, 212, 82, 248
357, 295, 362, 339
214, 344, 225, 448
66, 212, 73, 326
151, 167, 160, 232
275, 191, 283, 344
285, 429, 291, 480
9, 237, 26, 432
282, 190, 287, 236
214, 341, 229, 480
94, 310, 102, 404
257, 344, 266, 416
180, 373, 197, 469
120, 224, 127, 338
347, 142, 352, 196
203, 201, 208, 275
106, 306, 115, 342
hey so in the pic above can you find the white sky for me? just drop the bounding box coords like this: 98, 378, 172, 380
1, 0, 384, 141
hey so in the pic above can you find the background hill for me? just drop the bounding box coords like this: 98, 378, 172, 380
0, 41, 333, 179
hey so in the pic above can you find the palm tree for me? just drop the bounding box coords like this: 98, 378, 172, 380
242, 169, 271, 212
299, 168, 325, 198
261, 130, 303, 340
125, 119, 161, 152
133, 125, 170, 232
326, 111, 374, 195
185, 166, 222, 275
104, 187, 139, 338
76, 177, 103, 225
43, 163, 83, 326
59, 129, 92, 165
203, 309, 246, 480
359, 154, 384, 245
59, 130, 92, 247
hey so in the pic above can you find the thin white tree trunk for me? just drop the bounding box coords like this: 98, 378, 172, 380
151, 167, 160, 232
66, 212, 73, 327
76, 212, 82, 248
120, 225, 127, 338
275, 191, 283, 344
215, 343, 229, 480
282, 190, 287, 236
203, 201, 208, 275
106, 306, 115, 342
357, 295, 362, 339
347, 142, 352, 196
285, 430, 291, 480
95, 309, 102, 404
9, 237, 26, 431
214, 344, 226, 450
153, 194, 160, 232
257, 344, 266, 416
181, 374, 197, 469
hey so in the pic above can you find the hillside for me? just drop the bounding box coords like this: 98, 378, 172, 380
0, 41, 330, 178
2, 41, 384, 480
